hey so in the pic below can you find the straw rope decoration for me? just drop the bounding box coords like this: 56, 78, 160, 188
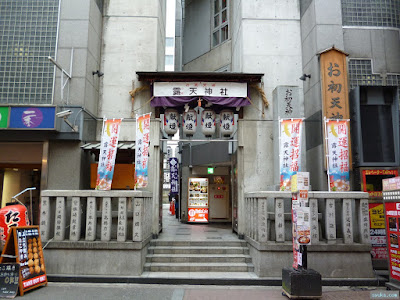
248, 84, 269, 118
129, 85, 152, 118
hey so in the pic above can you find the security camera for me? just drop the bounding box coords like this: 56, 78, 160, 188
56, 110, 72, 118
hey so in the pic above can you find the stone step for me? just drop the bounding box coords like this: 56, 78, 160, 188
148, 246, 249, 255
143, 262, 254, 272
146, 254, 252, 263
150, 240, 247, 247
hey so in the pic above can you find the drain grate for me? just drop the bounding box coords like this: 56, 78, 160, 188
206, 237, 222, 239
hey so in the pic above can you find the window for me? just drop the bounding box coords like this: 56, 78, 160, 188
212, 0, 229, 47
166, 37, 174, 48
350, 86, 399, 166
165, 55, 174, 65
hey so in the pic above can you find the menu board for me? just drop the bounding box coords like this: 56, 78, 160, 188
16, 227, 47, 291
188, 178, 209, 222
0, 263, 20, 298
0, 226, 47, 296
385, 202, 400, 281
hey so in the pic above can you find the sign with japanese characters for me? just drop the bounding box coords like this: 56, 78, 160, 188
0, 205, 29, 249
0, 226, 47, 296
320, 48, 349, 120
369, 203, 387, 260
135, 113, 151, 188
279, 119, 303, 191
164, 109, 179, 136
0, 263, 20, 298
201, 109, 216, 137
9, 107, 55, 129
385, 202, 400, 281
325, 119, 350, 191
96, 118, 122, 190
169, 158, 179, 194
154, 82, 247, 97
182, 109, 196, 136
220, 109, 234, 137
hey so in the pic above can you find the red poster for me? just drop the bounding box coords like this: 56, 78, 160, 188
385, 202, 400, 281
188, 208, 208, 223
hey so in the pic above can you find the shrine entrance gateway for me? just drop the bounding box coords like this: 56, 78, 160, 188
136, 71, 264, 233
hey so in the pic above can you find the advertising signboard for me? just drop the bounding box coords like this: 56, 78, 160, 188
9, 107, 55, 129
0, 107, 9, 129
369, 203, 387, 260
384, 202, 400, 281
188, 178, 208, 223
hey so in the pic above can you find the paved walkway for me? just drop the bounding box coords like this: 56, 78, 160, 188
160, 204, 237, 241
20, 283, 390, 300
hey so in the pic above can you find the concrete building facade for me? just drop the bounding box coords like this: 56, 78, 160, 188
0, 0, 398, 278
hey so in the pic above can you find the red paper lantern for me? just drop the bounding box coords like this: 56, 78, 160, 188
0, 204, 29, 248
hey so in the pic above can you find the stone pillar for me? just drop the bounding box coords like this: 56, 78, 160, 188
325, 198, 336, 242
39, 196, 51, 241
86, 197, 97, 241
358, 199, 370, 244
275, 198, 285, 242
54, 197, 65, 241
117, 197, 127, 242
342, 199, 353, 243
133, 197, 144, 242
309, 198, 319, 244
69, 197, 81, 241
101, 197, 112, 241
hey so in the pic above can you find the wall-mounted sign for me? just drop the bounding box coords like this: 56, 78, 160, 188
154, 82, 247, 98
362, 169, 399, 198
320, 48, 349, 120
0, 107, 9, 129
9, 107, 55, 129
170, 158, 179, 194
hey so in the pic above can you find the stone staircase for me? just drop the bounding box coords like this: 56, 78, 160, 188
144, 240, 254, 273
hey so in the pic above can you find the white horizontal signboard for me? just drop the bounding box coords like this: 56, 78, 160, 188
154, 82, 248, 98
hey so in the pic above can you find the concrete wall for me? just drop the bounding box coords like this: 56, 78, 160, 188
47, 141, 83, 189
300, 0, 344, 190
54, 0, 102, 115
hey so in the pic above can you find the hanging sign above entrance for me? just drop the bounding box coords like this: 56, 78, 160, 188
154, 82, 248, 98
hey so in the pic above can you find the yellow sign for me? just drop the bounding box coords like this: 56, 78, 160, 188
369, 203, 385, 229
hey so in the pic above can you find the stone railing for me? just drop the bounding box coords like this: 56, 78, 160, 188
40, 190, 153, 243
244, 191, 370, 245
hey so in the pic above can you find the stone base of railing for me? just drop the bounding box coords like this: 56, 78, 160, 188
246, 237, 374, 278
43, 236, 152, 276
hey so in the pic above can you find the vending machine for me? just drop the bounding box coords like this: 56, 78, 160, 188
188, 178, 209, 223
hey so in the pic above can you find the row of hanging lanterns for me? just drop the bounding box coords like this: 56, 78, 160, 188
164, 108, 234, 137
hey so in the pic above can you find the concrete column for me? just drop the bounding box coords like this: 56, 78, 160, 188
85, 197, 97, 241
69, 197, 81, 241
325, 198, 336, 242
117, 197, 127, 242
54, 197, 66, 241
275, 198, 285, 242
101, 197, 112, 241
39, 196, 51, 241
